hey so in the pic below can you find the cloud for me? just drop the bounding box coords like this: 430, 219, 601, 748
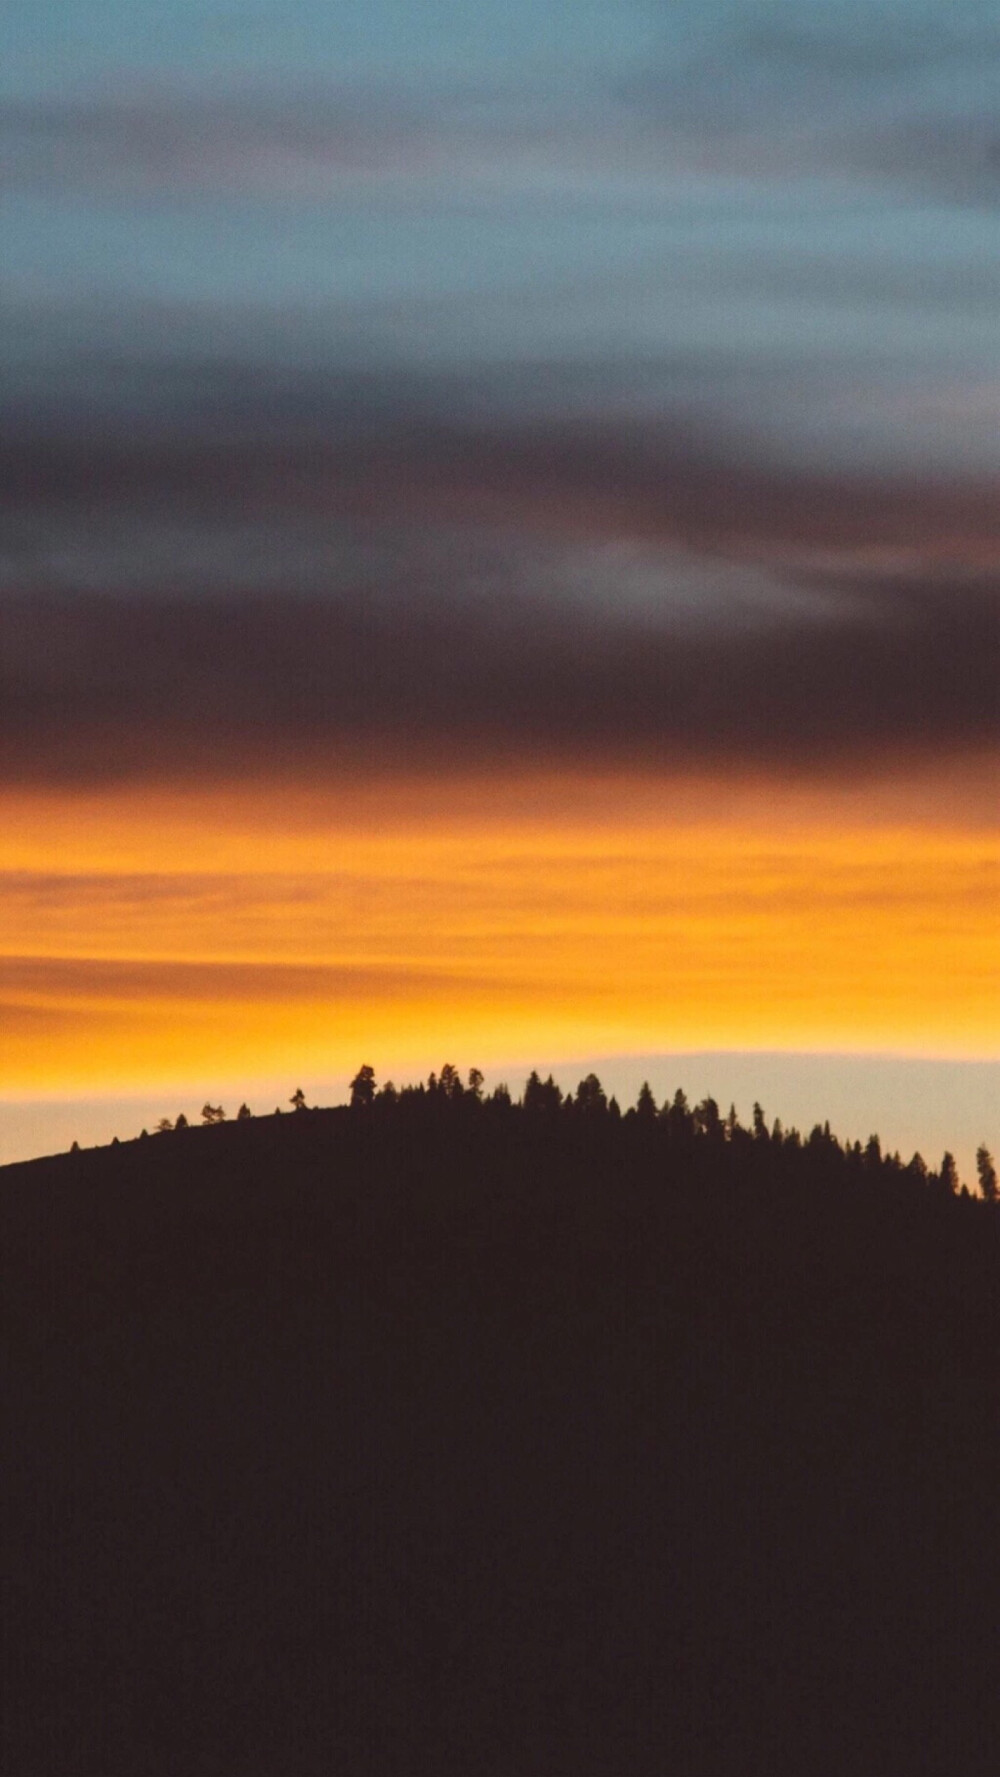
0, 954, 494, 1007
3, 82, 996, 799
613, 5, 1000, 207
4, 4, 999, 209
4, 339, 999, 532
0, 84, 452, 197
1, 569, 995, 789
2, 321, 997, 792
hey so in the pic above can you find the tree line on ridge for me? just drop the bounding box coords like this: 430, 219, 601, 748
104, 1062, 996, 1203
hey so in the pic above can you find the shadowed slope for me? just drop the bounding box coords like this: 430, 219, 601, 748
2, 1102, 997, 1775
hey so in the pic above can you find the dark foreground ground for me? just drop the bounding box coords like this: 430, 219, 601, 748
2, 1104, 998, 1775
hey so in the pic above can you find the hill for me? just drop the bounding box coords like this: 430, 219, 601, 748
2, 1092, 998, 1776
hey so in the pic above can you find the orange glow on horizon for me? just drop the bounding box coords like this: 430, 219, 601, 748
2, 772, 997, 1094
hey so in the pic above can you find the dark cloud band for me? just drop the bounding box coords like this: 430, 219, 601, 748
2, 574, 996, 787
4, 324, 996, 791
4, 394, 998, 557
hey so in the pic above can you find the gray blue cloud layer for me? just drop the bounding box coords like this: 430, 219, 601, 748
2, 0, 997, 783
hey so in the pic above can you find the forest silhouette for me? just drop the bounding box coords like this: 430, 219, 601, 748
2, 1067, 997, 1775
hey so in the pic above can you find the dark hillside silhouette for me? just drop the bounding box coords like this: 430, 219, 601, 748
2, 1076, 997, 1776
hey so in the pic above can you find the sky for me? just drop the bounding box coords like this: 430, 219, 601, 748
2, 1, 998, 1175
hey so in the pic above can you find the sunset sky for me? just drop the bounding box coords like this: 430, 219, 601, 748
2, 1, 997, 1172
